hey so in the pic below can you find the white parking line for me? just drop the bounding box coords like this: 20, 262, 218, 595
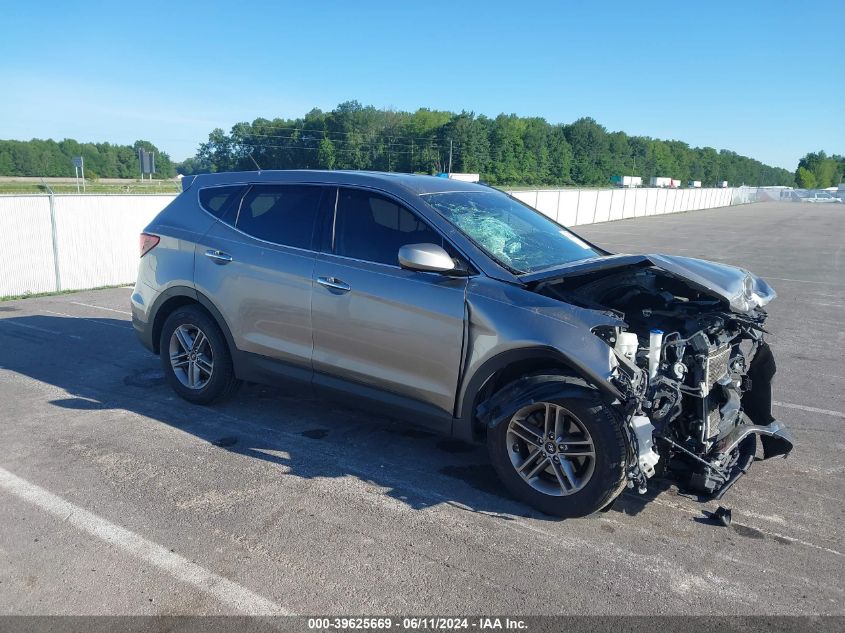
40, 308, 133, 330
0, 466, 292, 615
773, 401, 845, 419
70, 301, 132, 316
0, 320, 82, 340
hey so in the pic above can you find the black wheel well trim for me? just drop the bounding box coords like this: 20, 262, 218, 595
480, 377, 603, 434
149, 286, 237, 358
455, 346, 622, 440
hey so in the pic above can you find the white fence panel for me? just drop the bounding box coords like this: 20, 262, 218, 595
653, 189, 666, 215
634, 188, 648, 217
0, 196, 56, 295
53, 195, 174, 291
622, 188, 636, 219
511, 191, 536, 207
574, 190, 597, 225
662, 189, 672, 214
608, 189, 623, 221
670, 189, 682, 213
558, 190, 579, 226
594, 190, 613, 223
535, 190, 559, 221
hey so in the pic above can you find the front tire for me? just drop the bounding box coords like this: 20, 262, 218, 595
487, 380, 627, 518
159, 305, 240, 404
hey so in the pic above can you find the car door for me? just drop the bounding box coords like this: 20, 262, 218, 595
311, 187, 468, 424
194, 183, 328, 378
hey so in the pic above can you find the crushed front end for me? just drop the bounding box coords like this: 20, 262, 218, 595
533, 254, 795, 500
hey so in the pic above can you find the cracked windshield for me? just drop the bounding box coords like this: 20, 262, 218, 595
423, 190, 599, 273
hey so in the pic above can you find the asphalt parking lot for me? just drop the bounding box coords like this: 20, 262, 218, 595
0, 201, 842, 616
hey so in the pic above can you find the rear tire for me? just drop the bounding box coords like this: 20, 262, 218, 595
487, 379, 627, 518
159, 305, 240, 404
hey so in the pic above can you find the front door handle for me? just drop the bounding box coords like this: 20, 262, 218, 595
317, 276, 351, 293
205, 249, 233, 264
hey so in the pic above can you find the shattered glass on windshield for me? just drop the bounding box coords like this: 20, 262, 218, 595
422, 190, 598, 273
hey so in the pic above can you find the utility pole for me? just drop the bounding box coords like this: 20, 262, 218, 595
448, 139, 453, 175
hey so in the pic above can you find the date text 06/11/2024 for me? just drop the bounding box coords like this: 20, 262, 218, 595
306, 617, 528, 630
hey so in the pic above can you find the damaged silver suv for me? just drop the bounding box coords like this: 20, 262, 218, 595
132, 171, 793, 517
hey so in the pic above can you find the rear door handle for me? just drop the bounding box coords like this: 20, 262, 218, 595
317, 276, 351, 293
205, 249, 233, 264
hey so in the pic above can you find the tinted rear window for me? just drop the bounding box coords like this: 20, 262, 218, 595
198, 186, 247, 220
235, 185, 324, 249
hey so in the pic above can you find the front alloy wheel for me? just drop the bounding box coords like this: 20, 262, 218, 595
507, 402, 596, 496
486, 378, 627, 518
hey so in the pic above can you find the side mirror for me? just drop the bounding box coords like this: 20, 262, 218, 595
398, 243, 456, 273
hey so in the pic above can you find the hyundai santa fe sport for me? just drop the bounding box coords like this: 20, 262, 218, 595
132, 170, 793, 517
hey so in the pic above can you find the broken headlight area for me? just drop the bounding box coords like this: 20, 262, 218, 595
546, 265, 794, 500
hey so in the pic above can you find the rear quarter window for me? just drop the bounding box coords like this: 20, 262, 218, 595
198, 186, 247, 221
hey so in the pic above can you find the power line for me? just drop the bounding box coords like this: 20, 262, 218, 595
221, 133, 443, 152
234, 134, 446, 153
231, 141, 443, 157
230, 126, 450, 145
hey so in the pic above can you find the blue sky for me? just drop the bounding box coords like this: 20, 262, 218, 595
1, 0, 842, 168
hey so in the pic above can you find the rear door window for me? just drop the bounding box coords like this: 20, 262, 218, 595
235, 185, 324, 250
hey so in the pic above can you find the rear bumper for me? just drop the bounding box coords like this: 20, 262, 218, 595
131, 282, 157, 353
132, 311, 155, 352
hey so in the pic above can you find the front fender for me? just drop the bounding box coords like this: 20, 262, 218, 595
455, 278, 624, 424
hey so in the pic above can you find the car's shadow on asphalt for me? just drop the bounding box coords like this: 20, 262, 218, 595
2, 314, 667, 521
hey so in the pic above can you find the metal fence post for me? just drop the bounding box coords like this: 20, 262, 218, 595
575, 188, 581, 225
48, 193, 62, 291
556, 189, 561, 223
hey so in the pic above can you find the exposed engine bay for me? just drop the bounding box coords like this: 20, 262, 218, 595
532, 256, 794, 500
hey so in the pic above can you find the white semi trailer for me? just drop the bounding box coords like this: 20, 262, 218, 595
611, 175, 642, 188
650, 177, 680, 188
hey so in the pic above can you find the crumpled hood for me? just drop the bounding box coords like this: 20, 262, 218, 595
524, 253, 776, 314
646, 254, 776, 313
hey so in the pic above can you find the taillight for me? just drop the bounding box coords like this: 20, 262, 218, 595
140, 233, 160, 257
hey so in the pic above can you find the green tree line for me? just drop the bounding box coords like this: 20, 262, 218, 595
0, 138, 175, 179
3, 103, 839, 189
183, 101, 795, 187
794, 151, 844, 189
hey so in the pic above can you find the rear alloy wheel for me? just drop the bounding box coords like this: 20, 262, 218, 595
169, 324, 214, 390
160, 305, 239, 404
487, 381, 626, 518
